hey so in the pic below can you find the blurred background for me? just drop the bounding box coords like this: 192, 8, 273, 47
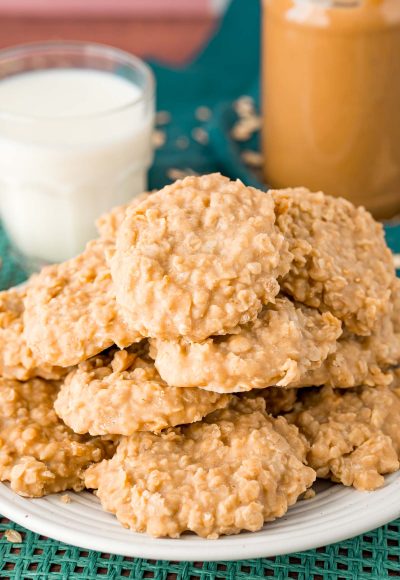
0, 0, 231, 65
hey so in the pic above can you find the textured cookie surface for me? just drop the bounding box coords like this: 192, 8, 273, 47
295, 280, 400, 388
286, 385, 400, 490
150, 297, 342, 393
85, 397, 315, 538
0, 377, 114, 497
0, 288, 66, 381
24, 239, 141, 367
96, 192, 150, 240
273, 188, 396, 335
111, 173, 292, 341
55, 348, 231, 435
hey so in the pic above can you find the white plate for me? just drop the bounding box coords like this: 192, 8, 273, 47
1, 474, 399, 561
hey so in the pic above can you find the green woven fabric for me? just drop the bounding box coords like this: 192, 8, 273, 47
1, 514, 400, 579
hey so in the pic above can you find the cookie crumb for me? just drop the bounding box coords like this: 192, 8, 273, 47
233, 95, 256, 118
167, 168, 198, 181
60, 494, 71, 504
231, 117, 262, 142
152, 130, 166, 149
192, 127, 209, 145
195, 106, 212, 122
175, 136, 190, 150
4, 529, 22, 543
155, 110, 171, 126
302, 488, 316, 500
393, 254, 400, 269
241, 150, 263, 168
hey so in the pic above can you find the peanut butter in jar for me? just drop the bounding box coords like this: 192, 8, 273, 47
262, 0, 400, 218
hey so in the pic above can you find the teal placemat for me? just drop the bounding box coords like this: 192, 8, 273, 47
1, 513, 400, 579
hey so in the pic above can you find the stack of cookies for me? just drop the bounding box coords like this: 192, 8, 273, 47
0, 173, 399, 539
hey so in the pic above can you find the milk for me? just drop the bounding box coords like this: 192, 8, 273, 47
0, 68, 154, 265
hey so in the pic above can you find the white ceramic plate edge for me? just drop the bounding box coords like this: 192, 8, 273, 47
0, 474, 400, 561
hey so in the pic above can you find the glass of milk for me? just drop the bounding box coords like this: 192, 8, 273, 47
0, 41, 155, 270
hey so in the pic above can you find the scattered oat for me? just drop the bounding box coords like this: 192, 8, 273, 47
191, 127, 209, 145
60, 494, 71, 504
167, 168, 198, 181
302, 488, 316, 500
152, 129, 166, 149
4, 529, 22, 543
175, 136, 190, 150
195, 106, 212, 122
241, 150, 263, 168
231, 116, 262, 142
233, 95, 255, 118
155, 110, 171, 126
394, 254, 400, 269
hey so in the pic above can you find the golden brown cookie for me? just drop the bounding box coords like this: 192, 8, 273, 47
296, 280, 400, 388
0, 288, 66, 381
85, 397, 315, 538
286, 385, 400, 491
244, 387, 298, 416
150, 297, 341, 393
96, 192, 150, 240
111, 173, 293, 341
273, 188, 396, 336
55, 348, 231, 435
0, 377, 115, 497
24, 239, 141, 368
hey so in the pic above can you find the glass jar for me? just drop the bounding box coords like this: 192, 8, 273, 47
0, 41, 154, 270
262, 0, 400, 218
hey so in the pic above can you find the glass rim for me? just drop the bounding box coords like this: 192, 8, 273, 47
0, 40, 155, 123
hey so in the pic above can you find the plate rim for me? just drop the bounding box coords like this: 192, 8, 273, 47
1, 474, 400, 562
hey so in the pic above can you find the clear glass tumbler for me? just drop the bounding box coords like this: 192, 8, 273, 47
0, 41, 155, 270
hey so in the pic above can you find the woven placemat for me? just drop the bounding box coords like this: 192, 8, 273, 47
1, 515, 400, 579
0, 223, 399, 578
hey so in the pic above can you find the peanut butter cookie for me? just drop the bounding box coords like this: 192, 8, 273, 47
55, 348, 231, 435
296, 280, 400, 388
273, 188, 396, 336
286, 385, 400, 491
111, 173, 292, 341
24, 239, 141, 368
0, 377, 115, 497
85, 397, 315, 538
96, 192, 150, 240
150, 297, 342, 393
0, 288, 66, 381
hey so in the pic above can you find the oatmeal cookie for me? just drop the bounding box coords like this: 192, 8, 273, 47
85, 397, 315, 538
96, 192, 150, 240
296, 281, 400, 388
273, 188, 396, 335
244, 387, 298, 416
111, 173, 292, 341
0, 377, 115, 497
0, 288, 66, 381
55, 348, 231, 435
150, 297, 342, 393
24, 239, 141, 368
286, 385, 400, 490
